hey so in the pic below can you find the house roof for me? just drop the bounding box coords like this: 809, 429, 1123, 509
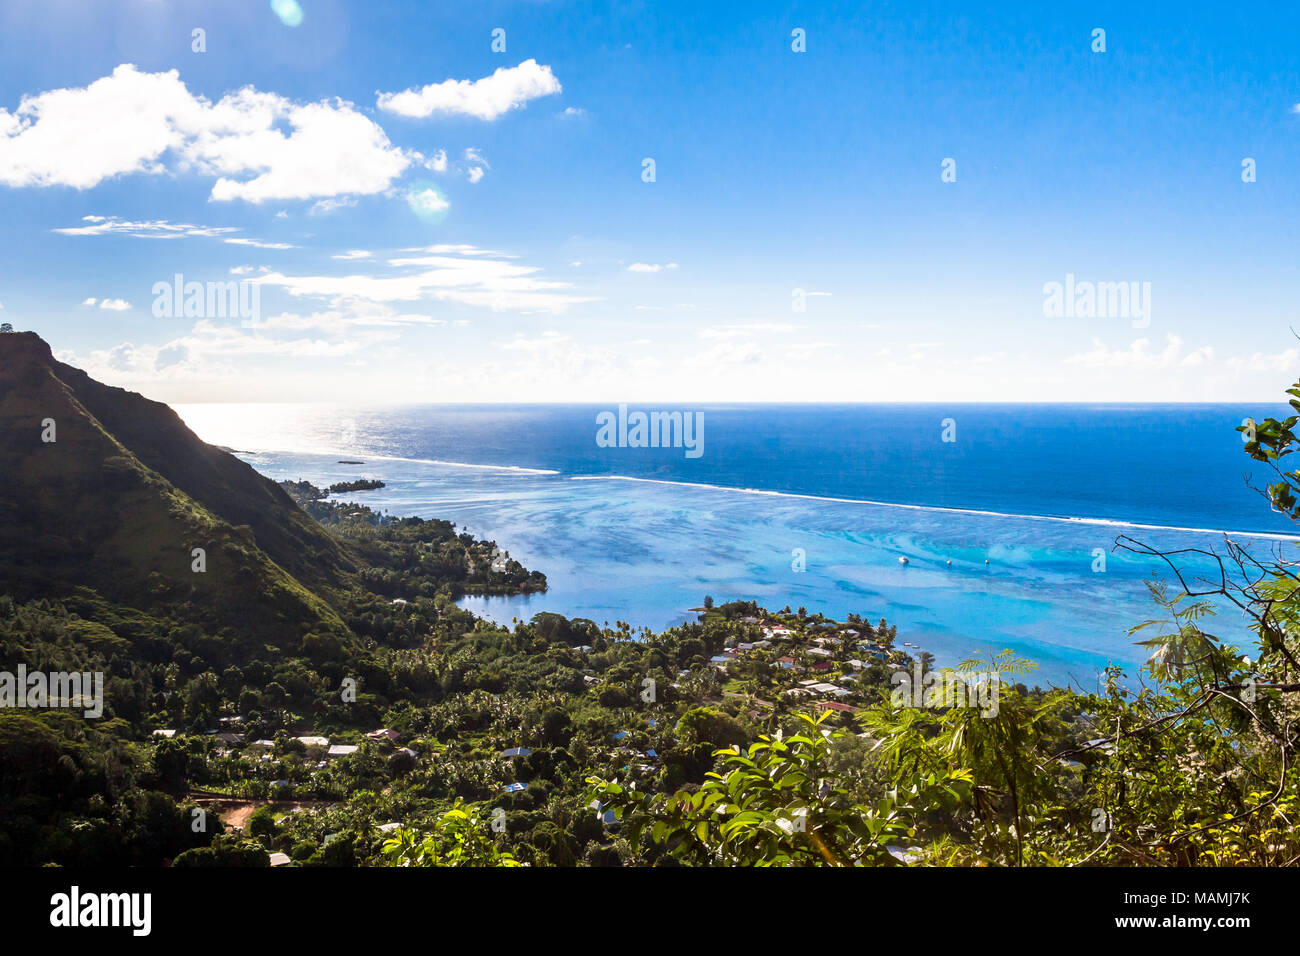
816, 700, 857, 713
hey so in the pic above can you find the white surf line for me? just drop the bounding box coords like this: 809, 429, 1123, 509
235, 448, 558, 476
362, 453, 558, 475
569, 475, 1299, 541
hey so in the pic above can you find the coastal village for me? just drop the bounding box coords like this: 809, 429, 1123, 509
152, 602, 922, 865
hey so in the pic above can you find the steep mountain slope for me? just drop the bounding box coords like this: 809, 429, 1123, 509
0, 331, 352, 645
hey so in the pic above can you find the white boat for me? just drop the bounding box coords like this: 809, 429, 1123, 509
898, 556, 909, 565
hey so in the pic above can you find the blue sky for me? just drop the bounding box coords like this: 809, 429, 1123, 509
1, 0, 1298, 402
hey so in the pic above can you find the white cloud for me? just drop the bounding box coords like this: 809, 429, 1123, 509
61, 320, 398, 393
0, 64, 410, 202
399, 243, 511, 257
332, 250, 373, 260
309, 196, 358, 215
627, 262, 678, 273
254, 302, 445, 332
53, 215, 239, 239
1065, 334, 1189, 369
1225, 348, 1300, 373
224, 237, 295, 250
56, 216, 295, 251
467, 166, 485, 184
686, 340, 763, 366
406, 187, 449, 216
377, 59, 561, 121
256, 246, 597, 314
78, 295, 130, 310
1064, 336, 1217, 371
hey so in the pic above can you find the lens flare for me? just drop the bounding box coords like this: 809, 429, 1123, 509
405, 182, 450, 223
270, 0, 305, 28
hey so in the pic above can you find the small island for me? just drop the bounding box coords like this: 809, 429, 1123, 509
328, 479, 385, 494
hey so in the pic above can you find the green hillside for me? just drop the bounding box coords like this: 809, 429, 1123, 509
0, 332, 352, 650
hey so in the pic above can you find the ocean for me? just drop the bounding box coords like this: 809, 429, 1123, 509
174, 402, 1297, 688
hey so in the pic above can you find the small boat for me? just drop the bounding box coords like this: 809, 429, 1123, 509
898, 556, 909, 565
945, 559, 952, 566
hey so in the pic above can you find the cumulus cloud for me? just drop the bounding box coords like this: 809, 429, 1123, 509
406, 186, 449, 217
1225, 348, 1300, 373
377, 59, 561, 120
1065, 334, 1205, 369
425, 148, 448, 172
0, 64, 410, 202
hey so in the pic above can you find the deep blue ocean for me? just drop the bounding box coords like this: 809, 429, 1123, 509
176, 402, 1297, 688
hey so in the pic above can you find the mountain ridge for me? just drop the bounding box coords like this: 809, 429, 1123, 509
0, 331, 353, 647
